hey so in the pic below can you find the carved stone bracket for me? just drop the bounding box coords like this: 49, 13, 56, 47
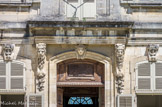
115, 44, 125, 94
75, 44, 86, 59
116, 73, 124, 94
2, 44, 15, 61
36, 43, 46, 91
147, 44, 159, 62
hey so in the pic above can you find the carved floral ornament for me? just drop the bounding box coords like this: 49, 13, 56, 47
115, 44, 125, 94
2, 44, 15, 61
147, 44, 159, 62
36, 43, 46, 91
75, 44, 87, 59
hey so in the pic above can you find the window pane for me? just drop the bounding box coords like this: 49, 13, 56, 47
68, 97, 93, 105
138, 63, 150, 76
0, 77, 6, 89
11, 63, 23, 76
138, 78, 151, 89
0, 62, 6, 75
156, 78, 162, 89
11, 78, 23, 89
155, 63, 162, 76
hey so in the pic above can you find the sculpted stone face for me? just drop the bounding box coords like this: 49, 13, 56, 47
77, 47, 84, 55
147, 44, 159, 62
116, 49, 124, 57
148, 45, 158, 56
3, 44, 15, 61
38, 47, 46, 57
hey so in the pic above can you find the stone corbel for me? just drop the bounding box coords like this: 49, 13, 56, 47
115, 44, 125, 94
75, 44, 86, 59
2, 44, 15, 61
36, 43, 46, 91
147, 44, 159, 62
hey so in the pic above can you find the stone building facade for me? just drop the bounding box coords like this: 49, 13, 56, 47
0, 0, 162, 107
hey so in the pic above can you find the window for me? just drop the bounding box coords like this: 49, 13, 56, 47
0, 95, 24, 107
137, 95, 162, 107
0, 60, 25, 90
27, 94, 43, 107
117, 95, 134, 107
65, 0, 96, 20
68, 97, 93, 105
136, 61, 162, 92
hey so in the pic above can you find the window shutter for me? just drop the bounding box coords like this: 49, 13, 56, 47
28, 94, 43, 107
155, 63, 162, 76
10, 62, 24, 89
117, 95, 133, 107
0, 62, 6, 89
0, 62, 6, 75
0, 77, 6, 89
138, 78, 151, 89
138, 63, 150, 76
155, 63, 162, 89
82, 0, 96, 18
137, 63, 151, 90
11, 63, 24, 76
11, 78, 23, 89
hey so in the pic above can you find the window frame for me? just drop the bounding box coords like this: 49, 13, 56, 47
0, 60, 25, 92
135, 61, 162, 93
65, 0, 96, 20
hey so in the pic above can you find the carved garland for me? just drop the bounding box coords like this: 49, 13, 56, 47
115, 44, 125, 94
147, 44, 159, 62
2, 44, 15, 61
36, 43, 46, 91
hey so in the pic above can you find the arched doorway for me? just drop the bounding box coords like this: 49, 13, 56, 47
49, 51, 113, 107
57, 59, 104, 107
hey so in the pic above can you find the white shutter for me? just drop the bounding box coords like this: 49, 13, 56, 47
0, 62, 6, 76
155, 63, 162, 89
10, 62, 24, 89
138, 63, 150, 76
66, 0, 80, 18
0, 77, 6, 89
138, 78, 151, 89
82, 0, 96, 18
137, 63, 151, 90
117, 95, 134, 107
0, 62, 6, 89
27, 94, 43, 107
11, 78, 23, 89
11, 63, 24, 76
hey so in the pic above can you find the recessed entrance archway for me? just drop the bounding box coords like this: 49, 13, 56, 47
49, 51, 113, 107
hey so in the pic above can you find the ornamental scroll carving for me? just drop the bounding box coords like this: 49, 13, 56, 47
36, 43, 46, 91
115, 44, 125, 94
2, 44, 15, 61
147, 44, 159, 62
75, 45, 86, 59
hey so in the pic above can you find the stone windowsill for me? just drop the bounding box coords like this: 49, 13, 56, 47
120, 0, 162, 8
0, 0, 40, 7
